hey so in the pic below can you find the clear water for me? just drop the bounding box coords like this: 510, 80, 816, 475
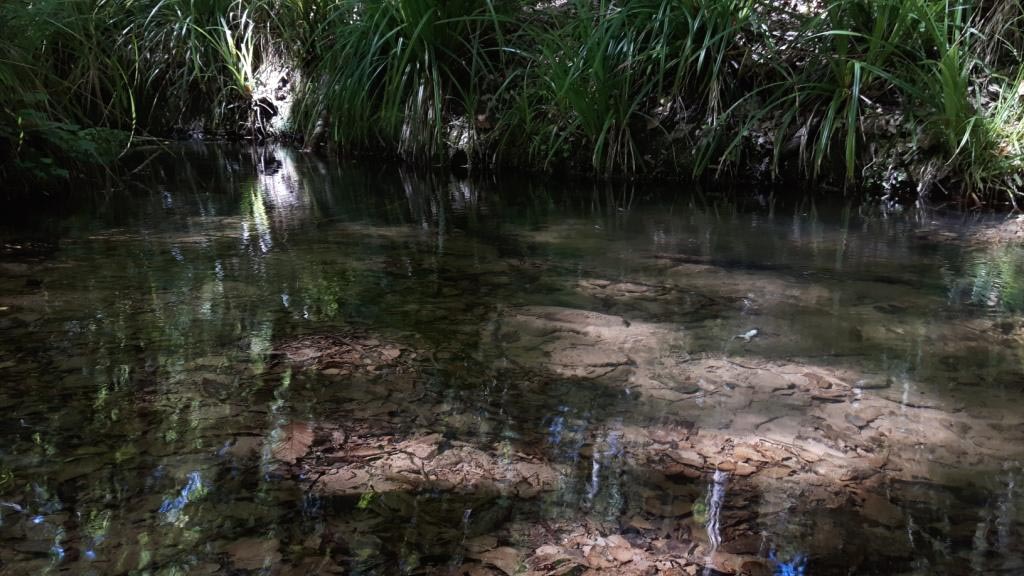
1, 145, 1023, 575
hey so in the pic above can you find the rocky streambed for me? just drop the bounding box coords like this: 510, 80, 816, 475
2, 149, 1024, 575
262, 290, 1024, 576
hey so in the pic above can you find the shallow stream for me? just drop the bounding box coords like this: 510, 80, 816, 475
1, 145, 1023, 575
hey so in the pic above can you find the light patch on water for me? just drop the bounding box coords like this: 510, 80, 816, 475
770, 550, 807, 576
706, 469, 728, 550
587, 457, 600, 501
158, 471, 205, 524
703, 469, 729, 576
6, 145, 1024, 573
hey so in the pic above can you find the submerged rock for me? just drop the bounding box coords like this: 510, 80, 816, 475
275, 331, 412, 376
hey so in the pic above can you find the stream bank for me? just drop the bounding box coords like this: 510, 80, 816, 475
5, 1, 1024, 207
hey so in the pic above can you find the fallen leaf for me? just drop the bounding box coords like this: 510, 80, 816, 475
273, 422, 314, 464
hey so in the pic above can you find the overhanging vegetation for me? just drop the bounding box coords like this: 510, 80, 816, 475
3, 0, 1024, 205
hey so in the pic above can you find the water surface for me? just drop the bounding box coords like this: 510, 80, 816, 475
1, 145, 1023, 575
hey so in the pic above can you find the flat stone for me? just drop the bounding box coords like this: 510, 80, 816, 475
474, 546, 522, 576
668, 449, 704, 468
548, 346, 630, 368
740, 560, 773, 576
732, 445, 764, 462
224, 538, 281, 570
465, 536, 498, 554
733, 462, 758, 476
845, 413, 868, 428
855, 377, 893, 390
812, 391, 847, 403
226, 436, 262, 458
861, 493, 903, 527
317, 468, 371, 494
721, 533, 763, 555
761, 466, 793, 479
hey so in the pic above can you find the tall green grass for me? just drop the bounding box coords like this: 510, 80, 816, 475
3, 0, 1024, 204
692, 0, 1024, 201
292, 0, 514, 163
1, 0, 288, 187
492, 0, 755, 176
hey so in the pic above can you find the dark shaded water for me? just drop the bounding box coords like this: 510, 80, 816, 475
1, 145, 1023, 575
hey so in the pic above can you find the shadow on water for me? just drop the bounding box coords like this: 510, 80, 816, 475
1, 145, 1023, 575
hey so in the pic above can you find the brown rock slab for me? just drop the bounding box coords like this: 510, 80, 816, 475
811, 390, 847, 403
226, 436, 263, 458
224, 538, 281, 570
475, 546, 523, 576
740, 559, 774, 576
761, 466, 793, 479
732, 445, 764, 463
721, 533, 763, 555
668, 449, 704, 468
733, 462, 758, 476
845, 413, 868, 429
860, 493, 903, 527
399, 434, 441, 460
318, 468, 371, 494
466, 535, 498, 554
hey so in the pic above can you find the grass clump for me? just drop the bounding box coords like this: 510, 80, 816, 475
4, 0, 1024, 206
493, 0, 756, 176
292, 0, 515, 163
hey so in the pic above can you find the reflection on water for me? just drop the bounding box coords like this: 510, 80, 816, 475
1, 145, 1024, 574
702, 469, 728, 575
158, 471, 205, 525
